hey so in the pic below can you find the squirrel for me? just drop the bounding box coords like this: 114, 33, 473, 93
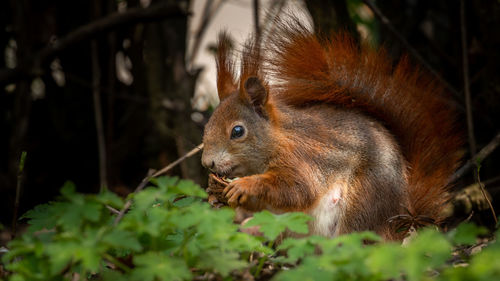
201, 19, 462, 240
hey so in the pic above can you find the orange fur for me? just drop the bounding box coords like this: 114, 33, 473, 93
206, 17, 462, 238
216, 31, 237, 100
265, 22, 462, 222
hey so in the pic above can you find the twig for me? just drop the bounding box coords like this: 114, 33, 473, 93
113, 143, 204, 225
464, 210, 474, 223
0, 2, 188, 85
450, 132, 500, 183
483, 175, 500, 186
460, 0, 476, 156
476, 165, 498, 225
113, 169, 155, 226
106, 205, 120, 215
11, 151, 27, 238
209, 173, 229, 187
151, 143, 204, 178
91, 40, 108, 191
362, 0, 460, 98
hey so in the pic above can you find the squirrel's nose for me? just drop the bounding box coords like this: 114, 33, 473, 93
202, 157, 215, 170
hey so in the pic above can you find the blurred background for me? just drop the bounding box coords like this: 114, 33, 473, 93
1, 0, 500, 232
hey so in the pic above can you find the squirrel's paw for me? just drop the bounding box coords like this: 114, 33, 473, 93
223, 178, 260, 210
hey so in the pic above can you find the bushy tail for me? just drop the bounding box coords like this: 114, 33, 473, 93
259, 19, 462, 222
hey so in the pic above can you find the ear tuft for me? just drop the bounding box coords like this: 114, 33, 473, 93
244, 77, 268, 107
216, 31, 237, 101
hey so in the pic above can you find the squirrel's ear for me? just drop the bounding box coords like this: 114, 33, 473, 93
216, 32, 237, 101
242, 77, 268, 116
217, 79, 237, 101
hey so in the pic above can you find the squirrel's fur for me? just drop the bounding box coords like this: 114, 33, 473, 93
202, 18, 462, 240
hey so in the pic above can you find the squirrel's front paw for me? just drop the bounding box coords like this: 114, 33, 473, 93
223, 178, 261, 210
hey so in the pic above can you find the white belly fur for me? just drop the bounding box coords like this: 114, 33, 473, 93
308, 187, 343, 237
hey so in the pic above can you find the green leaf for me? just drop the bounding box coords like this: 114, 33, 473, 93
43, 227, 106, 274
17, 178, 500, 281
21, 203, 58, 233
75, 245, 101, 272
403, 229, 451, 281
463, 245, 500, 280
365, 243, 403, 280
273, 258, 333, 281
131, 252, 191, 281
131, 187, 166, 211
96, 190, 124, 209
60, 181, 77, 199
151, 176, 207, 200
172, 196, 203, 207
284, 212, 312, 234
194, 207, 239, 243
3, 238, 38, 263
277, 237, 319, 263
197, 250, 247, 276
6, 273, 26, 281
447, 223, 487, 245
151, 176, 179, 192
100, 269, 128, 281
82, 200, 102, 222
244, 211, 311, 241
45, 242, 79, 274
57, 202, 84, 229
57, 199, 102, 230
22, 184, 104, 233
120, 205, 170, 238
167, 203, 206, 230
226, 232, 271, 254
102, 229, 142, 252
331, 231, 381, 246
169, 178, 207, 199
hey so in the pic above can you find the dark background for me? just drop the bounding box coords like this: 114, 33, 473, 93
1, 0, 499, 232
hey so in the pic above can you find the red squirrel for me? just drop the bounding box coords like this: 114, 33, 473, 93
201, 19, 462, 240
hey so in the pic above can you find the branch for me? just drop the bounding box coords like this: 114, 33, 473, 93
106, 205, 120, 215
450, 132, 500, 183
460, 0, 476, 156
476, 165, 498, 225
0, 2, 189, 85
152, 143, 204, 178
113, 169, 155, 226
362, 0, 460, 98
91, 39, 108, 191
11, 151, 27, 239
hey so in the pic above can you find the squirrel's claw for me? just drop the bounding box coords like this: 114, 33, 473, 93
224, 178, 263, 210
224, 181, 243, 208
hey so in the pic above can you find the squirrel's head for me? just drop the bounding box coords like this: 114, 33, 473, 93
202, 76, 274, 178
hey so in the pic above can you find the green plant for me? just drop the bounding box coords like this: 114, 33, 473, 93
2, 177, 273, 280
1, 177, 499, 281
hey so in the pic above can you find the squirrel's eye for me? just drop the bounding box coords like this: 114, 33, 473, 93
231, 125, 245, 139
